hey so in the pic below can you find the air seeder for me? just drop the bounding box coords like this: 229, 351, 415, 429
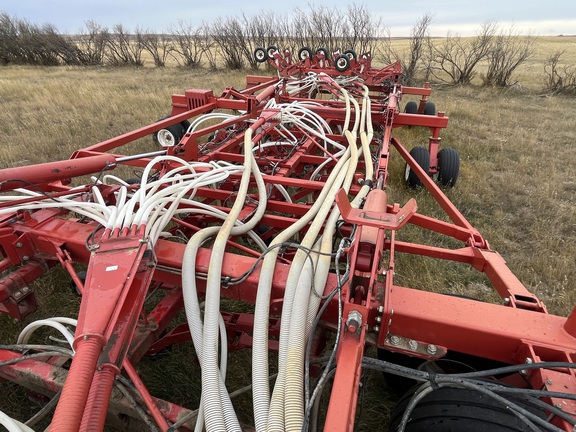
1, 46, 575, 431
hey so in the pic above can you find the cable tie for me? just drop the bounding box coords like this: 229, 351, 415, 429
429, 372, 440, 390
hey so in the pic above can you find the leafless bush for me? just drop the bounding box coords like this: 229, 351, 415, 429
0, 12, 82, 66
75, 21, 108, 66
383, 13, 432, 85
483, 29, 534, 87
103, 24, 144, 66
543, 50, 576, 95
169, 21, 214, 68
208, 5, 383, 71
291, 4, 382, 55
293, 6, 347, 53
140, 31, 173, 67
211, 16, 251, 69
0, 12, 20, 64
342, 4, 382, 54
429, 22, 497, 85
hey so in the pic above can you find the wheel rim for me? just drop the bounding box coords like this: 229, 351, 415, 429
336, 57, 349, 71
157, 129, 176, 147
299, 50, 310, 60
255, 49, 266, 62
404, 164, 411, 182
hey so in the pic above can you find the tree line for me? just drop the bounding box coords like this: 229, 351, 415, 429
0, 7, 574, 94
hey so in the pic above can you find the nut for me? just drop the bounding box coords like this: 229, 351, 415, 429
346, 310, 363, 333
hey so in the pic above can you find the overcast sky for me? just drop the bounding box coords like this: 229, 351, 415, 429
2, 0, 575, 36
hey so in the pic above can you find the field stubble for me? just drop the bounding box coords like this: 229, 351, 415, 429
0, 36, 575, 430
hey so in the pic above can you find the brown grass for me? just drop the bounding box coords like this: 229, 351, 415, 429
1, 36, 575, 429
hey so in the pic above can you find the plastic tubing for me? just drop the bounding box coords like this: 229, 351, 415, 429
130, 163, 239, 229
166, 206, 267, 252
194, 308, 231, 432
188, 113, 238, 134
200, 126, 259, 431
182, 134, 267, 431
252, 144, 353, 432
17, 318, 77, 350
276, 131, 359, 431
269, 158, 351, 430
142, 169, 243, 245
0, 411, 34, 432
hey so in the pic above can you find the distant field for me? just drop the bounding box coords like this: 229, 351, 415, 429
0, 36, 575, 430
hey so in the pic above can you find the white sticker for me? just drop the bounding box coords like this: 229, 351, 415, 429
105, 265, 119, 272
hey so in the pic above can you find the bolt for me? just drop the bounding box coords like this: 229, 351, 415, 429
375, 316, 382, 323
89, 244, 100, 251
390, 335, 400, 346
139, 238, 149, 243
346, 310, 363, 333
146, 261, 155, 268
15, 242, 22, 248
377, 305, 384, 313
427, 344, 438, 355
504, 297, 510, 305
408, 339, 418, 351
556, 403, 563, 409
13, 291, 22, 299
525, 357, 533, 364
22, 255, 29, 261
21, 286, 30, 294
546, 379, 553, 386
373, 325, 380, 333
83, 335, 89, 340
358, 178, 364, 185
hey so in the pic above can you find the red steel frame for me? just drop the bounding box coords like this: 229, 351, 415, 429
0, 51, 575, 431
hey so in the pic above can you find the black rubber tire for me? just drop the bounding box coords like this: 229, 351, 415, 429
254, 47, 267, 63
334, 54, 350, 72
316, 47, 330, 59
424, 101, 436, 115
154, 123, 184, 147
266, 46, 278, 58
389, 384, 547, 432
437, 147, 460, 188
404, 101, 418, 114
343, 49, 357, 61
404, 146, 430, 188
181, 119, 191, 134
298, 47, 313, 61
125, 178, 141, 185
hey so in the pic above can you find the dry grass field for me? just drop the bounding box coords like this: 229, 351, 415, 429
0, 36, 575, 430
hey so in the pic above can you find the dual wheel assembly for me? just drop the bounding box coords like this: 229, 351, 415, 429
404, 146, 460, 189
403, 101, 460, 188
